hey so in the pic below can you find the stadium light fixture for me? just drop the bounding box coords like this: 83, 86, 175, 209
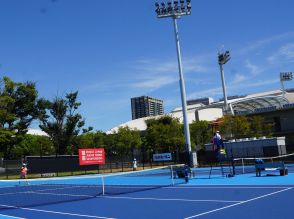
218, 50, 231, 114
154, 0, 197, 167
280, 72, 293, 97
155, 0, 191, 18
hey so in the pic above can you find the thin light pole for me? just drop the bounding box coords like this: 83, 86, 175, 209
219, 63, 228, 112
155, 0, 197, 167
172, 17, 192, 164
218, 51, 231, 114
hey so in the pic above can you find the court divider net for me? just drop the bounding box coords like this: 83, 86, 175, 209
232, 153, 294, 175
0, 164, 186, 209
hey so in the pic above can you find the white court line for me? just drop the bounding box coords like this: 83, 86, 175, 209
0, 188, 94, 197
184, 187, 292, 219
0, 204, 115, 219
103, 196, 240, 203
0, 214, 25, 219
166, 186, 293, 189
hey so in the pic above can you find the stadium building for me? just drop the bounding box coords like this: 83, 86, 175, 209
108, 89, 294, 147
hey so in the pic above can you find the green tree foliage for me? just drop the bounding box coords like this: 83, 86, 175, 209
111, 127, 142, 158
11, 134, 54, 158
72, 131, 106, 154
145, 116, 184, 153
189, 120, 211, 150
248, 116, 264, 138
219, 115, 250, 139
104, 132, 117, 158
248, 115, 273, 138
39, 91, 85, 155
219, 115, 273, 139
0, 77, 42, 158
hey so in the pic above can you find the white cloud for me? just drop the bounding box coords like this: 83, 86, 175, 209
134, 56, 210, 76
125, 56, 211, 92
188, 87, 223, 100
268, 43, 294, 64
132, 76, 177, 90
243, 79, 279, 88
245, 60, 263, 75
280, 43, 294, 60
238, 32, 294, 56
232, 73, 247, 83
228, 79, 279, 94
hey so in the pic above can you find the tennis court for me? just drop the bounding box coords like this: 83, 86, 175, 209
0, 164, 293, 219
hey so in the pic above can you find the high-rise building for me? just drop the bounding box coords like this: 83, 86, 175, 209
131, 96, 164, 120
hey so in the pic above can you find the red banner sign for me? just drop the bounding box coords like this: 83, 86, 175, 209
79, 148, 105, 165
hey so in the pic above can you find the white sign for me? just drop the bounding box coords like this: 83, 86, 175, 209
153, 153, 172, 162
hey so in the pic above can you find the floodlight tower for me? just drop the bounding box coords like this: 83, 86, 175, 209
280, 72, 293, 97
218, 50, 231, 114
155, 0, 197, 167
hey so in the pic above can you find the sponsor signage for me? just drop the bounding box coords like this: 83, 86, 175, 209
153, 153, 172, 162
79, 148, 105, 165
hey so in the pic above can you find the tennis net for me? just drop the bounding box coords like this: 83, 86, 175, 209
0, 164, 186, 209
232, 153, 294, 175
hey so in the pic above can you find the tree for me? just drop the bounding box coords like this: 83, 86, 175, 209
11, 134, 54, 158
145, 116, 184, 153
189, 120, 211, 150
0, 77, 42, 158
248, 115, 273, 138
219, 115, 250, 139
72, 130, 106, 154
39, 91, 86, 155
112, 127, 142, 158
218, 115, 273, 140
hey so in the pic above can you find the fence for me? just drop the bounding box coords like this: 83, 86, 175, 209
0, 151, 189, 179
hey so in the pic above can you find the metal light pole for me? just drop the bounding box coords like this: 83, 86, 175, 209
280, 72, 293, 97
155, 0, 197, 167
218, 50, 231, 114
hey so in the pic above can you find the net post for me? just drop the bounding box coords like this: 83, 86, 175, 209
171, 165, 175, 185
242, 158, 245, 174
102, 176, 105, 196
232, 158, 236, 176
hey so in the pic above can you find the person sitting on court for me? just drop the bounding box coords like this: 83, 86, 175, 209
20, 163, 28, 179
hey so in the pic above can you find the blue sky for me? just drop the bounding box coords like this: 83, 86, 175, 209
0, 0, 294, 132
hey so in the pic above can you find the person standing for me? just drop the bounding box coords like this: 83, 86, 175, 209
184, 164, 190, 183
133, 158, 137, 171
20, 163, 28, 179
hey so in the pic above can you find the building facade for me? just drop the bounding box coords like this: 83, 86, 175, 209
187, 97, 213, 106
131, 96, 164, 120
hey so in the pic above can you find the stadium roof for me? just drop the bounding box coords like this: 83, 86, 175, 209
231, 95, 289, 114
27, 129, 49, 136
204, 89, 292, 114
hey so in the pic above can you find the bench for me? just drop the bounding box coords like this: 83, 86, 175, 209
255, 162, 288, 177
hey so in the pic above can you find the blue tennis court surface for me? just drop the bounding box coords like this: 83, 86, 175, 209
0, 167, 293, 219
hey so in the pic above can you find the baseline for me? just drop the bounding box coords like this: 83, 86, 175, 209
166, 185, 293, 189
